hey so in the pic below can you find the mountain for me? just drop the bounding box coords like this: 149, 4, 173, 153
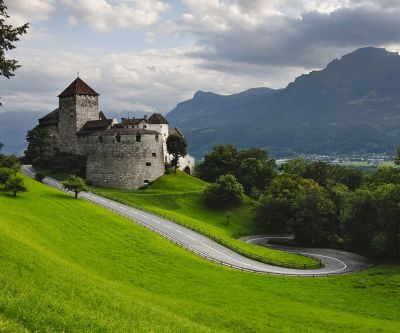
0, 110, 147, 156
167, 47, 400, 158
0, 111, 43, 155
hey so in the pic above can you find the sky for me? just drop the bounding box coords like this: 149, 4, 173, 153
2, 0, 400, 115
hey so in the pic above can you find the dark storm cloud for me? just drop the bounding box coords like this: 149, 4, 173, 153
189, 5, 400, 69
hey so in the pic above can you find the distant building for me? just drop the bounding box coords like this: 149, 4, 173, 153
37, 77, 195, 189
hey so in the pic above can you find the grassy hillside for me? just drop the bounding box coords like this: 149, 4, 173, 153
1, 176, 400, 332
91, 171, 319, 269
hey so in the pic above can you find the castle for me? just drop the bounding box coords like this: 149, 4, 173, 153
37, 77, 195, 189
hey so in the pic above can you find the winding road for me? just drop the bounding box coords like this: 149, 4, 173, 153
21, 165, 372, 277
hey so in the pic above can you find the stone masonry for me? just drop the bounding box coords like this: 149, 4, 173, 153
37, 77, 195, 190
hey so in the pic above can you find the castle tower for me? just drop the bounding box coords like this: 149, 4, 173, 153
57, 77, 100, 154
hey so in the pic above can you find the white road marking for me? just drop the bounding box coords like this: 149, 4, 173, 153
246, 236, 347, 273
201, 243, 263, 271
21, 166, 361, 276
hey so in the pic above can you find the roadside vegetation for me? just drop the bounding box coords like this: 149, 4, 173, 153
195, 144, 400, 260
92, 171, 319, 269
0, 149, 26, 197
1, 176, 400, 332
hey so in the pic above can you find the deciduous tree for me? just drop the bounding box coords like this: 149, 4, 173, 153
0, 0, 29, 105
166, 134, 187, 173
204, 174, 244, 207
62, 175, 87, 199
5, 174, 26, 197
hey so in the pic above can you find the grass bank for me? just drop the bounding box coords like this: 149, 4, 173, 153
91, 171, 320, 269
1, 176, 400, 332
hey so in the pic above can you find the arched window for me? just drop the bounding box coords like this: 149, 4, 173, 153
99, 136, 103, 143
116, 133, 121, 143
136, 134, 141, 142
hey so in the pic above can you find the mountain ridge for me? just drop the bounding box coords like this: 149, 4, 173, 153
167, 47, 400, 158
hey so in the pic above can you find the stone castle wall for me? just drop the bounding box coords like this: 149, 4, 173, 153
58, 95, 99, 154
85, 133, 165, 189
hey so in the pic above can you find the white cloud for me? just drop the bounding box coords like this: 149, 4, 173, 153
61, 0, 169, 32
0, 45, 303, 114
6, 0, 55, 26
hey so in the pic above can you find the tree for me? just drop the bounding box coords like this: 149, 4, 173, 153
25, 126, 49, 162
236, 148, 276, 194
290, 180, 337, 246
198, 145, 238, 182
255, 174, 303, 232
0, 141, 3, 152
329, 166, 364, 191
62, 175, 87, 199
395, 147, 400, 166
5, 175, 26, 197
368, 166, 400, 186
340, 188, 377, 254
0, 167, 12, 185
0, 1, 29, 105
302, 161, 330, 187
204, 174, 244, 207
282, 158, 307, 176
166, 134, 187, 173
374, 184, 400, 258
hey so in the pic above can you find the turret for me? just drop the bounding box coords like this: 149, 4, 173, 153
57, 77, 100, 154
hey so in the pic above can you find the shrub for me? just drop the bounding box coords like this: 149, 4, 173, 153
204, 174, 244, 207
62, 175, 87, 199
34, 172, 46, 182
5, 175, 27, 197
0, 167, 13, 185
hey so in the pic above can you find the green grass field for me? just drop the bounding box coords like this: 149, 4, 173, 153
91, 171, 319, 269
1, 176, 400, 332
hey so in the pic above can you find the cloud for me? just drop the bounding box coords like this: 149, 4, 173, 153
6, 0, 55, 26
165, 0, 400, 71
1, 45, 301, 114
62, 0, 169, 32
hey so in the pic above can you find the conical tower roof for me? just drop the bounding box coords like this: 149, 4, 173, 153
58, 77, 99, 97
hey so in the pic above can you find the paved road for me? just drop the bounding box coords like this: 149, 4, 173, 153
21, 165, 372, 277
241, 235, 372, 275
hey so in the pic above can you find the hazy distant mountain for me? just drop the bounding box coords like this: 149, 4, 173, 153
0, 110, 147, 156
0, 112, 43, 155
167, 47, 400, 158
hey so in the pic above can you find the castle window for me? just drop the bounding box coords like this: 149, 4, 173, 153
116, 133, 121, 143
146, 162, 151, 166
152, 153, 157, 157
155, 134, 159, 142
136, 134, 141, 142
99, 136, 103, 143
143, 125, 147, 129
144, 180, 149, 184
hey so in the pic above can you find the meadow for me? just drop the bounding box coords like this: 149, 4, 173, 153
0, 176, 399, 332
91, 171, 319, 269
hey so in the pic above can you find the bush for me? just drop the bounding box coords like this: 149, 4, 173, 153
370, 233, 389, 257
34, 172, 46, 182
204, 174, 244, 207
33, 152, 86, 178
0, 167, 13, 185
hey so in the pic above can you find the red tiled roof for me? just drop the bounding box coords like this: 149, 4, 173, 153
148, 113, 169, 124
77, 119, 113, 135
58, 77, 99, 97
38, 108, 60, 126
